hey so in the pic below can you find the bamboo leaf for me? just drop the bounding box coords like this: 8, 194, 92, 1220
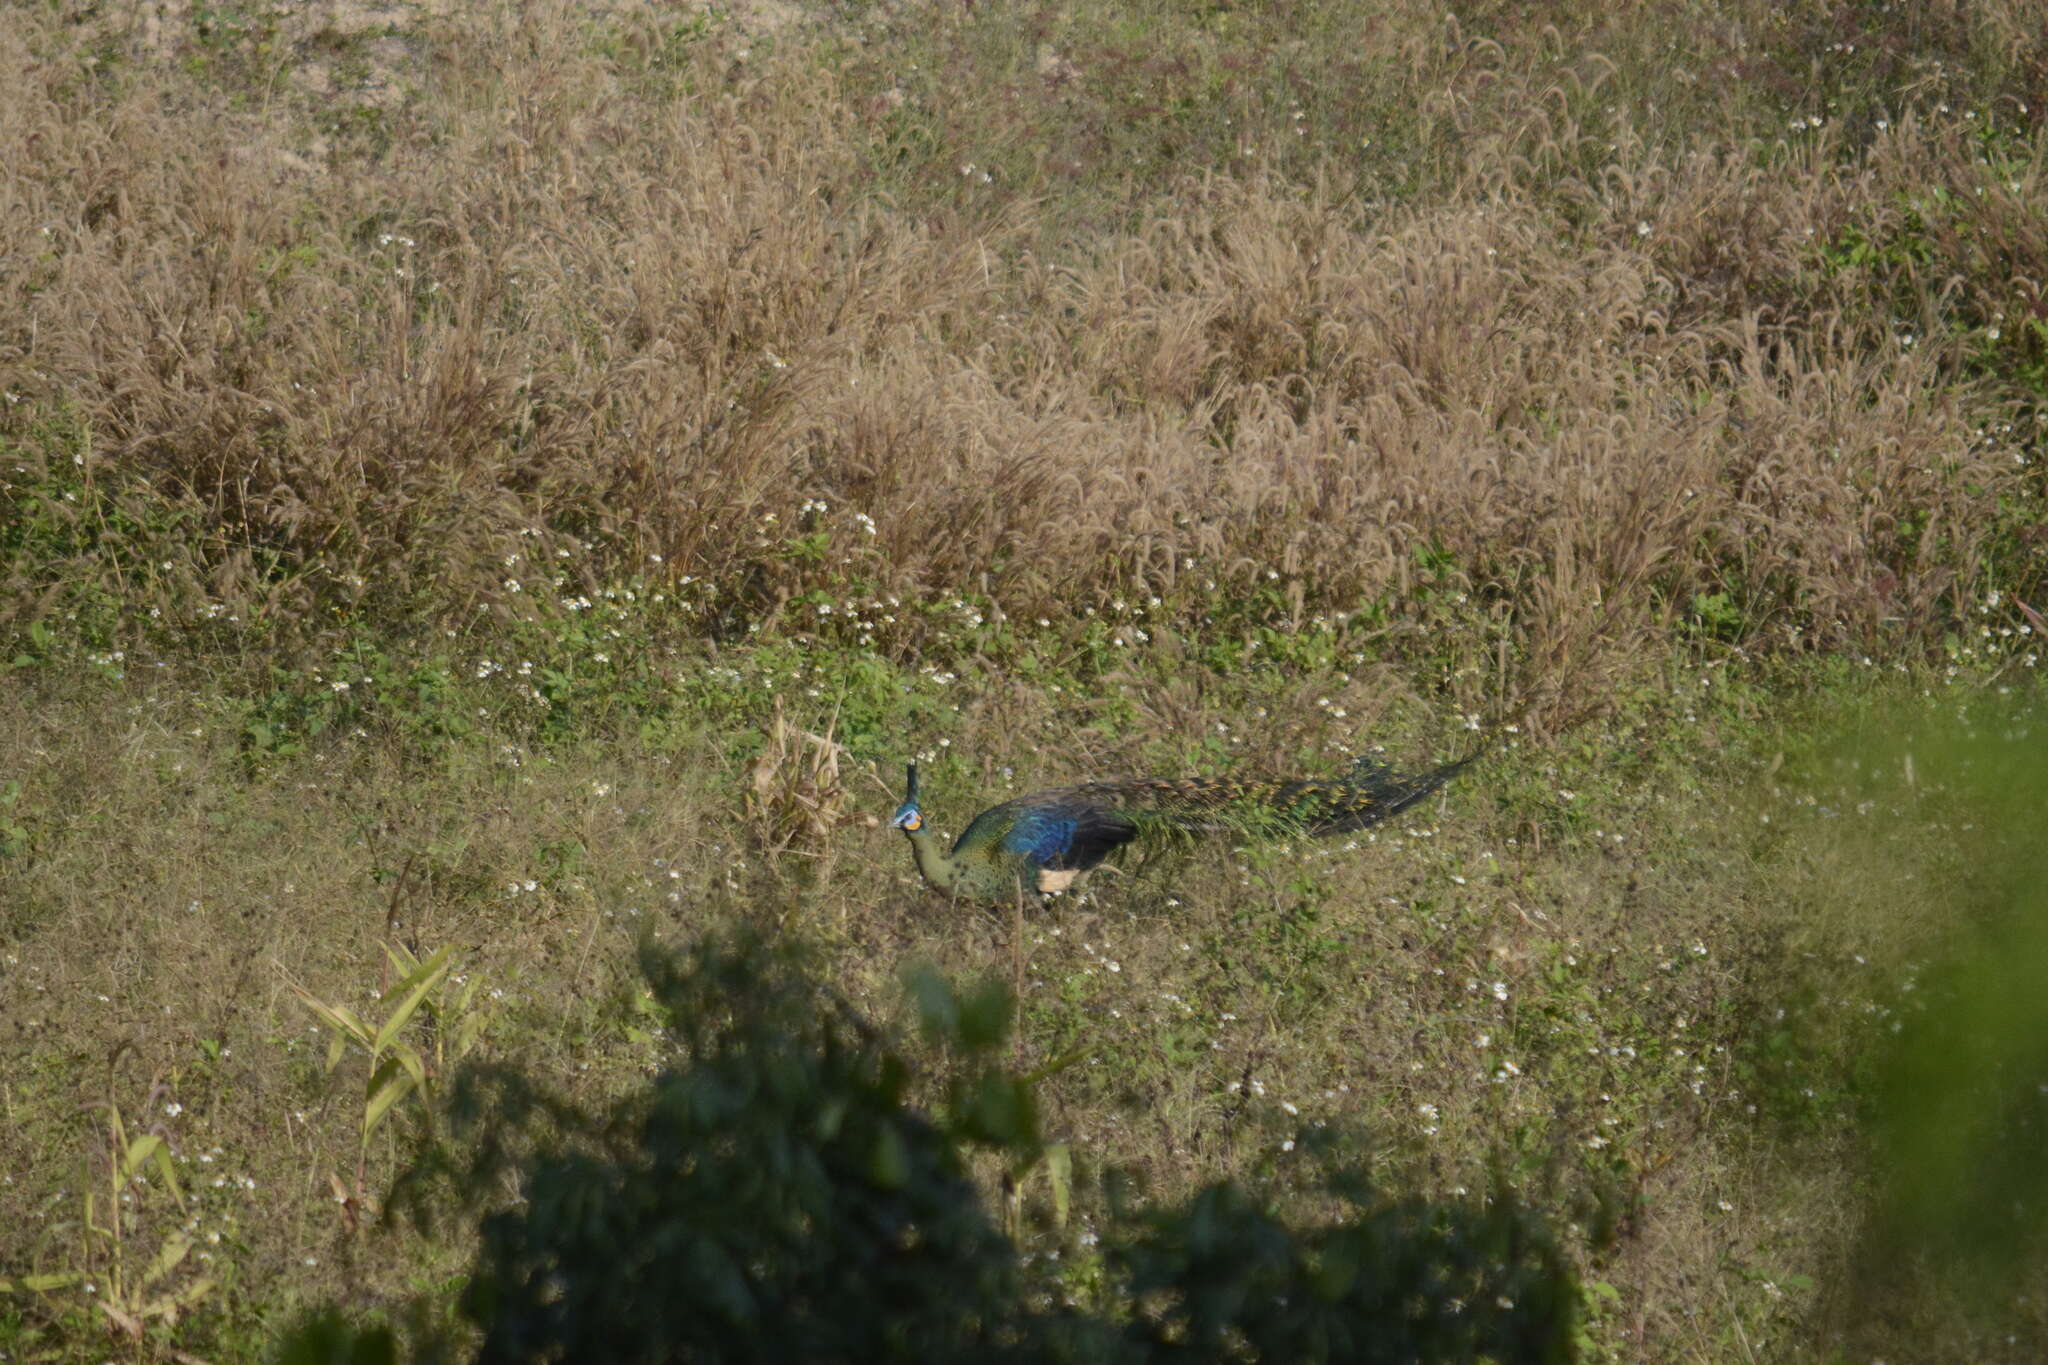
390, 1041, 427, 1091
373, 946, 451, 1053
149, 1141, 185, 1208
140, 1231, 192, 1288
137, 1274, 214, 1324
119, 1134, 164, 1184
362, 1055, 419, 1142
385, 942, 421, 979
1023, 1041, 1092, 1084
0, 1272, 84, 1293
455, 1012, 488, 1059
293, 987, 372, 1049
1044, 1142, 1072, 1229
99, 1300, 143, 1339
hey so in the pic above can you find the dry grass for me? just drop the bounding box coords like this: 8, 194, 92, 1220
4, 1, 2043, 728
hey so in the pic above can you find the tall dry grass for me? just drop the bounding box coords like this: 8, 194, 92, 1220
1, 0, 2043, 724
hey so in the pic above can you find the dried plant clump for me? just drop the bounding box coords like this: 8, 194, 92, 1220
746, 700, 853, 868
0, 0, 2043, 722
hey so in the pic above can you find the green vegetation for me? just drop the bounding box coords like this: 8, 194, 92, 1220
281, 930, 1574, 1363
2, 0, 2047, 1360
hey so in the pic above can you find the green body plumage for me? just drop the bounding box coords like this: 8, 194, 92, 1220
891, 753, 1472, 903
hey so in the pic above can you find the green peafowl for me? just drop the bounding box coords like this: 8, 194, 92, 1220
890, 751, 1474, 903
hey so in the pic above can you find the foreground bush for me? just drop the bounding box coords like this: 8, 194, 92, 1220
284, 930, 1575, 1364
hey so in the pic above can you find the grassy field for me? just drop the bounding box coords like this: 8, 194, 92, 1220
3, 0, 2047, 1360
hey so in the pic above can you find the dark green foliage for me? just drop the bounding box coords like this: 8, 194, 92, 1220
276, 1309, 397, 1365
1114, 1162, 1576, 1365
336, 927, 1575, 1364
422, 933, 1080, 1364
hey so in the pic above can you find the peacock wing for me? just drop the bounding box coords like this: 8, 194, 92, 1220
960, 795, 1139, 874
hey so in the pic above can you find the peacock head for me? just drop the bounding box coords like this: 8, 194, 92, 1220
891, 761, 925, 833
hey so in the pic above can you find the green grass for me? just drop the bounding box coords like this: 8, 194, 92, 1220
3, 573, 2041, 1358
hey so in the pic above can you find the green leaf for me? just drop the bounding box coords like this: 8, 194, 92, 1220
901, 965, 958, 1041
1044, 1142, 1071, 1229
119, 1134, 164, 1183
955, 978, 1014, 1053
390, 1041, 427, 1091
961, 1072, 1038, 1148
139, 1231, 192, 1289
372, 945, 451, 1053
456, 1012, 488, 1058
1022, 1038, 1093, 1084
149, 1139, 185, 1207
0, 1271, 84, 1293
293, 988, 372, 1050
384, 942, 421, 979
867, 1121, 910, 1189
362, 1054, 420, 1143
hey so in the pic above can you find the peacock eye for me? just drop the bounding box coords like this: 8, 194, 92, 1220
904, 812, 922, 830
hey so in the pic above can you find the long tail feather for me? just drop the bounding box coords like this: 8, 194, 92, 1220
1302, 753, 1475, 835
1055, 751, 1477, 840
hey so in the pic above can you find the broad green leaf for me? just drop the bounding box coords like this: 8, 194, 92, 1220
0, 1271, 83, 1293
389, 1041, 426, 1091
148, 1140, 185, 1207
119, 1134, 163, 1183
373, 946, 451, 1052
293, 988, 371, 1048
1044, 1142, 1071, 1229
98, 1300, 142, 1337
1024, 1041, 1092, 1084
384, 942, 421, 979
362, 1055, 419, 1141
867, 1122, 910, 1189
139, 1231, 192, 1288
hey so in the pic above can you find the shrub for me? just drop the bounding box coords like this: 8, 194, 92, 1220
291, 927, 1575, 1363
